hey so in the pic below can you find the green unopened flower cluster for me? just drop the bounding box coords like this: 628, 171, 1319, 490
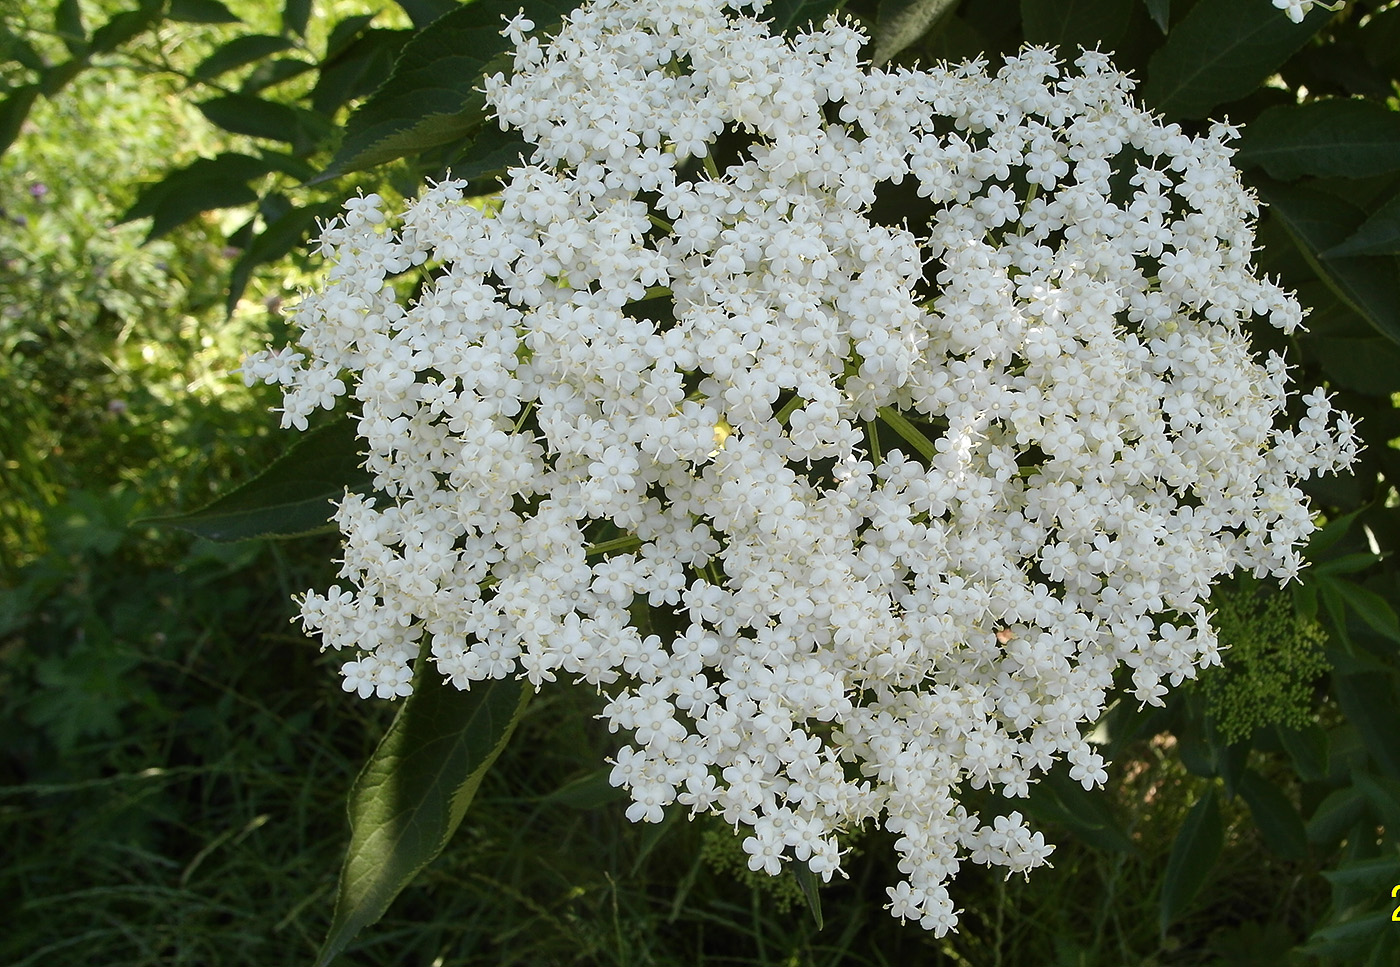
1201, 579, 1328, 742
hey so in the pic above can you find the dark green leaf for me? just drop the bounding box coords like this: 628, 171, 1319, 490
312, 29, 411, 116
872, 0, 958, 64
240, 56, 317, 95
766, 0, 845, 35
1302, 912, 1390, 959
325, 13, 379, 60
1335, 672, 1400, 778
322, 0, 580, 178
198, 93, 329, 149
226, 199, 343, 313
540, 768, 628, 809
0, 25, 48, 71
284, 0, 313, 36
394, 0, 459, 29
1307, 786, 1367, 846
1143, 0, 1169, 33
55, 0, 86, 54
1020, 0, 1132, 52
447, 124, 533, 187
1308, 336, 1400, 396
1257, 179, 1400, 346
1333, 581, 1400, 643
169, 0, 241, 24
1320, 854, 1400, 902
1278, 722, 1328, 781
315, 660, 531, 967
0, 85, 40, 158
1017, 769, 1136, 853
142, 417, 369, 541
195, 35, 296, 82
1325, 193, 1400, 259
1238, 770, 1308, 860
1355, 772, 1400, 832
1142, 0, 1327, 118
120, 152, 272, 240
792, 862, 825, 930
1236, 101, 1400, 181
1159, 787, 1222, 936
90, 2, 165, 55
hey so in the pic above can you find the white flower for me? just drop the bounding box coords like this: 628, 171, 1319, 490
260, 0, 1359, 935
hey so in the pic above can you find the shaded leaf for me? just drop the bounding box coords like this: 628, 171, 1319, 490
195, 34, 296, 82
169, 0, 240, 24
90, 1, 165, 54
315, 661, 530, 967
1302, 911, 1390, 959
325, 13, 378, 59
1278, 722, 1328, 782
1257, 179, 1400, 346
1, 24, 49, 70
872, 0, 959, 64
1020, 0, 1132, 52
394, 0, 459, 29
1238, 770, 1308, 860
1306, 786, 1367, 846
1017, 769, 1137, 854
1334, 672, 1400, 778
1142, 0, 1327, 118
55, 0, 86, 54
142, 417, 368, 541
312, 28, 411, 116
226, 199, 343, 313
792, 862, 825, 930
283, 0, 313, 36
121, 152, 272, 240
1325, 192, 1400, 259
0, 84, 40, 158
1143, 0, 1169, 33
1307, 336, 1400, 396
240, 56, 317, 95
1236, 100, 1400, 181
1332, 580, 1400, 643
539, 768, 628, 809
198, 93, 330, 149
322, 0, 582, 178
766, 0, 845, 35
447, 124, 534, 187
1159, 787, 1222, 936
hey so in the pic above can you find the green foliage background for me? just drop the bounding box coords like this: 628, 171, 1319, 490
6, 0, 1400, 965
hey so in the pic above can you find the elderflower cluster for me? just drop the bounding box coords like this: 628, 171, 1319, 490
244, 0, 1357, 934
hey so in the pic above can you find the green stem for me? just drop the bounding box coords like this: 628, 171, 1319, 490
703, 154, 721, 180
866, 419, 881, 464
586, 535, 643, 558
877, 407, 938, 462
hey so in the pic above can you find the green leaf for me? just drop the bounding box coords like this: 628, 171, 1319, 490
1325, 192, 1400, 259
1307, 336, 1400, 396
1020, 0, 1133, 52
55, 0, 87, 54
394, 0, 459, 29
0, 84, 40, 158
240, 56, 317, 95
1236, 101, 1400, 181
792, 862, 825, 930
1335, 672, 1400, 778
447, 124, 534, 187
315, 660, 531, 967
283, 0, 313, 36
766, 0, 845, 35
325, 13, 379, 59
143, 417, 369, 541
90, 1, 165, 55
169, 0, 241, 24
872, 0, 958, 64
1307, 786, 1367, 846
1142, 0, 1327, 118
198, 93, 330, 149
1332, 581, 1400, 643
1143, 0, 1169, 33
312, 28, 411, 116
539, 768, 628, 809
1238, 770, 1308, 860
120, 152, 272, 240
1278, 722, 1328, 781
1159, 787, 1222, 936
322, 0, 580, 178
1017, 769, 1137, 853
1, 24, 48, 71
1257, 179, 1400, 346
226, 199, 343, 313
1302, 911, 1390, 959
195, 35, 296, 82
